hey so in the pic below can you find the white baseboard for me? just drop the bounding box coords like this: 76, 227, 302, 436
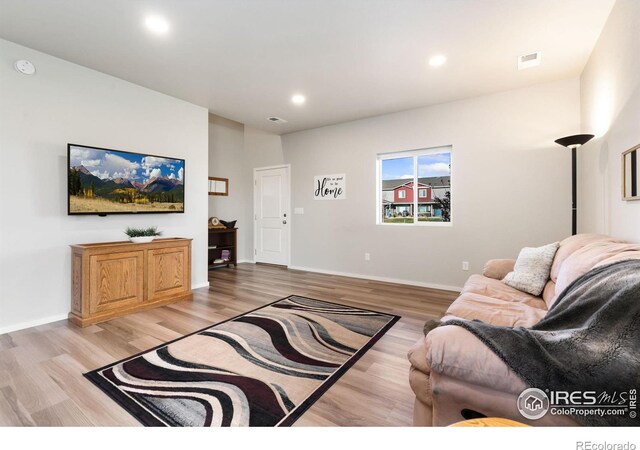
0, 266, 457, 336
0, 313, 69, 335
287, 265, 462, 292
237, 260, 255, 264
2, 282, 212, 335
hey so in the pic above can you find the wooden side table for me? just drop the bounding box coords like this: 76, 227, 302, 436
207, 227, 237, 269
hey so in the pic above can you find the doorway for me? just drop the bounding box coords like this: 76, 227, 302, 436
253, 165, 291, 266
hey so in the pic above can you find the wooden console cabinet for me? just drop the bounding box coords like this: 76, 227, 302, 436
69, 238, 192, 327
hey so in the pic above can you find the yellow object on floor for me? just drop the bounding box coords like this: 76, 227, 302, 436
451, 417, 529, 427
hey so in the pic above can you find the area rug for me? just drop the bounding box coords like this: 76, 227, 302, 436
85, 295, 400, 426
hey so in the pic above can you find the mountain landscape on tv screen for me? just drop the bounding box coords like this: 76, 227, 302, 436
68, 146, 184, 214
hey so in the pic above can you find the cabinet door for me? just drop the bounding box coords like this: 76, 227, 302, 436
89, 251, 144, 314
147, 245, 190, 302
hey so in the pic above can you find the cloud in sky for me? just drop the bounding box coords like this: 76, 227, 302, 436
81, 159, 101, 168
70, 147, 102, 167
70, 146, 184, 182
113, 169, 137, 179
148, 168, 161, 179
382, 152, 451, 179
71, 146, 140, 179
419, 162, 450, 177
91, 169, 109, 180
381, 157, 413, 180
418, 152, 451, 177
142, 156, 174, 177
102, 153, 140, 179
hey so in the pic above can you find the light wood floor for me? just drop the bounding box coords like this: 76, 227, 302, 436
0, 264, 457, 426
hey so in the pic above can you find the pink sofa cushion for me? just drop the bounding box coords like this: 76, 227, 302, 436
409, 366, 433, 406
551, 242, 640, 307
446, 292, 546, 327
426, 326, 527, 394
549, 234, 625, 283
461, 274, 547, 309
482, 259, 516, 280
594, 251, 640, 268
408, 338, 430, 374
542, 280, 556, 306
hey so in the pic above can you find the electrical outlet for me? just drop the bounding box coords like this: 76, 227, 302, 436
462, 261, 469, 271
364, 253, 371, 261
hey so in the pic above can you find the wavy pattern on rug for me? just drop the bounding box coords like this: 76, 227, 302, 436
85, 295, 400, 426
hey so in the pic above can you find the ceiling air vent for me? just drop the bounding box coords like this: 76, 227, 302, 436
518, 51, 541, 70
267, 116, 288, 124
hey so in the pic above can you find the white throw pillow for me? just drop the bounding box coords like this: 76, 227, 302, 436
503, 242, 560, 296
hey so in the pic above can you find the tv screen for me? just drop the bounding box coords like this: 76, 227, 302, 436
68, 143, 185, 215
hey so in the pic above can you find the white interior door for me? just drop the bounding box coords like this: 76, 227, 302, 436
254, 166, 290, 265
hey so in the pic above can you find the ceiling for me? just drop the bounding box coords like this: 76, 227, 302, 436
0, 0, 615, 134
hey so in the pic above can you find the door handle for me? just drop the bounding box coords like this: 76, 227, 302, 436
282, 220, 287, 224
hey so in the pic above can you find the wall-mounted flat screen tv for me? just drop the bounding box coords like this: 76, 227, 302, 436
68, 143, 185, 215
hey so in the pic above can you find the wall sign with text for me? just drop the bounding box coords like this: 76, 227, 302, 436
314, 174, 346, 200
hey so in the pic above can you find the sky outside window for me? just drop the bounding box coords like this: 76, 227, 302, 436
381, 152, 450, 179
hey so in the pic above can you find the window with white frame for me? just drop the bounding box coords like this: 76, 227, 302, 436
377, 146, 451, 225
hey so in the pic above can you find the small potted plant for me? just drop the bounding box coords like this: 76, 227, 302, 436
125, 226, 162, 243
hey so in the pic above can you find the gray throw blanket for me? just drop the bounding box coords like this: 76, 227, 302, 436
444, 259, 640, 426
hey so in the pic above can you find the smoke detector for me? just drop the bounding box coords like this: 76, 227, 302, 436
518, 52, 541, 70
267, 117, 288, 124
14, 60, 36, 75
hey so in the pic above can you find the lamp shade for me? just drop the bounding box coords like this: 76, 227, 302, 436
554, 134, 594, 148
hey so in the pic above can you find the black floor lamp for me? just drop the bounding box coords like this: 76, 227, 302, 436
554, 134, 594, 236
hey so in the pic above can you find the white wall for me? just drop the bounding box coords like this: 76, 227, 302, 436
208, 115, 251, 261
282, 78, 580, 289
208, 116, 283, 261
243, 125, 285, 258
579, 0, 640, 241
244, 126, 285, 169
0, 39, 209, 333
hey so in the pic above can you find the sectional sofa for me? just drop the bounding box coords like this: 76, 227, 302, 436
408, 233, 640, 426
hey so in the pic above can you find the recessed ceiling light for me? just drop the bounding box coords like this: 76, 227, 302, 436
428, 54, 447, 67
291, 94, 306, 105
145, 15, 170, 34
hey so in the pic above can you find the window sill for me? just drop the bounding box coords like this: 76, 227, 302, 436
377, 221, 453, 227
